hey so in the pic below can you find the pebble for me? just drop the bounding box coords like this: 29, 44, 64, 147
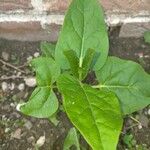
5, 128, 10, 133
18, 83, 25, 91
24, 121, 33, 130
2, 52, 9, 61
24, 77, 36, 87
27, 136, 35, 143
36, 135, 46, 147
27, 56, 33, 61
2, 82, 8, 92
9, 83, 15, 90
34, 52, 40, 58
138, 123, 142, 129
11, 128, 22, 139
10, 103, 16, 107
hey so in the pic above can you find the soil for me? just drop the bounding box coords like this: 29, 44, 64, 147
0, 27, 150, 150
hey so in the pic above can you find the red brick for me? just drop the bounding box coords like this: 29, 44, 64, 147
41, 0, 150, 13
0, 22, 60, 41
101, 0, 150, 12
0, 0, 32, 11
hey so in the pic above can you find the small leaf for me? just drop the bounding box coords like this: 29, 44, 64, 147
20, 88, 58, 118
63, 127, 80, 150
31, 57, 60, 86
58, 74, 123, 150
82, 49, 95, 79
95, 56, 150, 115
20, 57, 60, 118
48, 114, 60, 126
144, 31, 150, 44
63, 50, 79, 78
41, 42, 56, 58
55, 0, 109, 71
64, 49, 95, 80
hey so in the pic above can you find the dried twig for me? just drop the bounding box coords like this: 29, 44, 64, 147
0, 59, 26, 74
0, 75, 26, 80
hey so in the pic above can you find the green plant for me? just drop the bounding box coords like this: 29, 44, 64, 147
144, 31, 150, 44
18, 0, 150, 149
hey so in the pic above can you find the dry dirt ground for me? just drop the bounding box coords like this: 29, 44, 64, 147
0, 28, 150, 150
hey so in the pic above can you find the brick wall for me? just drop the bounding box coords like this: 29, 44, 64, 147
0, 0, 150, 41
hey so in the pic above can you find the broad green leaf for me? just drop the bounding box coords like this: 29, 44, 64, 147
58, 74, 123, 150
20, 88, 58, 118
41, 42, 56, 58
64, 50, 79, 78
31, 57, 60, 86
95, 56, 150, 115
63, 127, 80, 150
20, 57, 60, 118
55, 0, 109, 71
144, 31, 150, 44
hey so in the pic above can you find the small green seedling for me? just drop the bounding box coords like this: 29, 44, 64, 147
18, 0, 150, 149
144, 31, 150, 44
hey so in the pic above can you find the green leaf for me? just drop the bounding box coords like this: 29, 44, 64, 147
58, 74, 123, 150
63, 50, 79, 78
63, 127, 80, 150
144, 31, 150, 44
20, 57, 60, 118
55, 0, 109, 71
31, 57, 60, 86
48, 114, 60, 126
95, 56, 150, 115
82, 49, 95, 79
20, 88, 58, 118
41, 42, 56, 58
64, 49, 95, 80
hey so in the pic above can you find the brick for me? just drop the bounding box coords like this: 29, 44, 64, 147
0, 0, 32, 11
0, 22, 60, 41
119, 23, 150, 38
42, 0, 150, 13
101, 0, 150, 12
42, 0, 69, 12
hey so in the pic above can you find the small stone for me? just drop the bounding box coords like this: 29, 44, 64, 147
36, 135, 46, 147
34, 52, 40, 58
9, 83, 15, 90
138, 52, 144, 58
17, 72, 22, 76
141, 44, 146, 49
27, 56, 33, 61
18, 83, 25, 91
2, 52, 9, 61
138, 123, 142, 129
11, 128, 22, 139
2, 82, 8, 92
5, 128, 10, 133
24, 77, 36, 87
10, 103, 15, 107
24, 121, 33, 130
27, 136, 35, 143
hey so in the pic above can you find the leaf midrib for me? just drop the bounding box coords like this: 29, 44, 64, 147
93, 84, 139, 90
80, 83, 103, 150
76, 4, 85, 68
